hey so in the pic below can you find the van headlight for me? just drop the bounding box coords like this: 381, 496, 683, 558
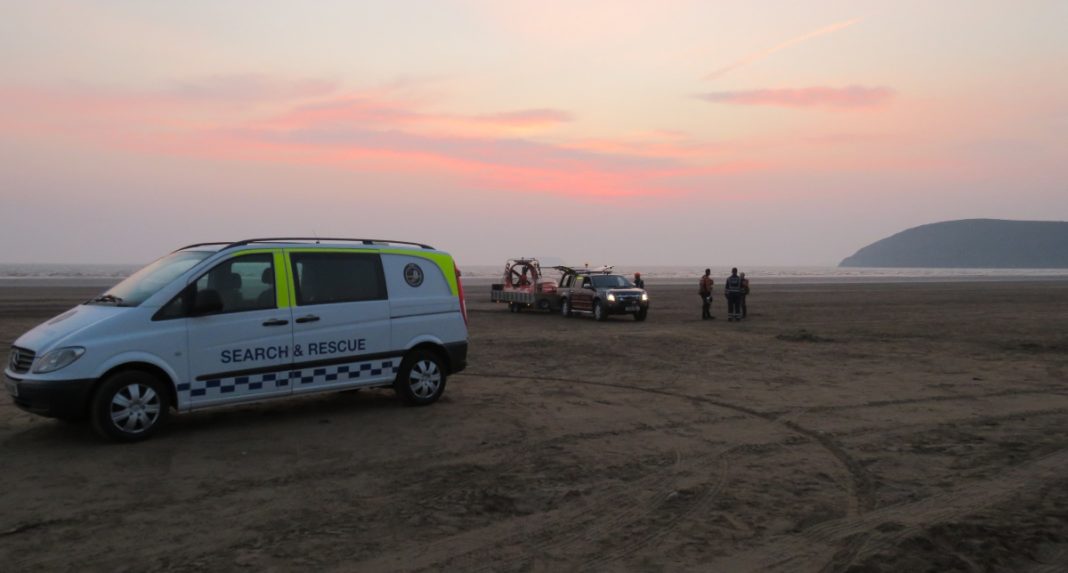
606, 294, 616, 302
641, 293, 649, 301
32, 347, 85, 374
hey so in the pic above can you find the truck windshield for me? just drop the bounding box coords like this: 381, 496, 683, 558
592, 275, 633, 289
88, 251, 212, 307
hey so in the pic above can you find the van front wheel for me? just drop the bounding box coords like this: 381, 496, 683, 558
395, 350, 447, 406
90, 371, 171, 442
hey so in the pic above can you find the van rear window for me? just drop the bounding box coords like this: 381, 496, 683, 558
292, 252, 387, 306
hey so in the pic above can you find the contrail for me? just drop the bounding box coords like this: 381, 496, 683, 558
704, 17, 863, 81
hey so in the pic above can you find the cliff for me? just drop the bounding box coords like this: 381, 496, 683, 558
839, 219, 1068, 268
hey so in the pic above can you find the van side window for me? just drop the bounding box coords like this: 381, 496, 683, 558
194, 253, 276, 314
291, 252, 386, 306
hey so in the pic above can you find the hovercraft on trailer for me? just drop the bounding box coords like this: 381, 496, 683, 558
490, 258, 560, 312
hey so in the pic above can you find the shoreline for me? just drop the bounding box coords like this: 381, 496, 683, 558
5, 276, 1068, 289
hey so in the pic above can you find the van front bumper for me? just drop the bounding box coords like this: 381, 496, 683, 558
5, 374, 94, 419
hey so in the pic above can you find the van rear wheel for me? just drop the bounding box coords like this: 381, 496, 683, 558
90, 371, 170, 442
395, 350, 447, 406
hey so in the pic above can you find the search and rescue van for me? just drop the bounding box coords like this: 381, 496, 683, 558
4, 238, 469, 442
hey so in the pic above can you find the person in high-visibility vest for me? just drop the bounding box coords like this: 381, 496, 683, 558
725, 268, 743, 322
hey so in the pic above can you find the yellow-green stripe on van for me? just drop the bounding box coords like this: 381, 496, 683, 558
272, 251, 291, 309
381, 249, 459, 296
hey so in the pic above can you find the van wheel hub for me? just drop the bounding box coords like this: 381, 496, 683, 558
110, 383, 161, 433
408, 360, 442, 398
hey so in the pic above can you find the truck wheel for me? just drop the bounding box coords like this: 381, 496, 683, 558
561, 298, 572, 317
90, 370, 170, 442
634, 308, 648, 321
594, 301, 607, 321
395, 349, 446, 406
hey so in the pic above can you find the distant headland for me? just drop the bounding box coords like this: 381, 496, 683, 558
840, 219, 1068, 268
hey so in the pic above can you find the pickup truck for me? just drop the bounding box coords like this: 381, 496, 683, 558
559, 272, 649, 321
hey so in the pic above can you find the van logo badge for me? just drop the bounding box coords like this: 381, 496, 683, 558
403, 263, 424, 287
9, 349, 20, 369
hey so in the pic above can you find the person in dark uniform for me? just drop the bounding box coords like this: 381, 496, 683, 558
740, 272, 750, 319
699, 269, 714, 320
633, 272, 645, 289
725, 268, 743, 322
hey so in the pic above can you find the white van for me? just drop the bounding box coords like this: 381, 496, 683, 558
4, 238, 469, 441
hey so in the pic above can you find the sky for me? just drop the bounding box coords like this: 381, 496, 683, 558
1, 0, 1066, 266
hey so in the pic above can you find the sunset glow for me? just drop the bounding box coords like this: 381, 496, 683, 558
1, 0, 1065, 265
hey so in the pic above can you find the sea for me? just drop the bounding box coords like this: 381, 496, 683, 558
2, 263, 1068, 288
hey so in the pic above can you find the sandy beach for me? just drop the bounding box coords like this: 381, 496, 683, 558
2, 281, 1067, 572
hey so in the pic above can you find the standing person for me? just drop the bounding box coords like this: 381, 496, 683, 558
633, 272, 645, 289
699, 269, 714, 320
725, 268, 743, 322
740, 272, 750, 319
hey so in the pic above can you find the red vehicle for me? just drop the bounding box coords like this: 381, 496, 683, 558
490, 258, 561, 312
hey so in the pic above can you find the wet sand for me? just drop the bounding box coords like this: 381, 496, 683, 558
2, 282, 1067, 572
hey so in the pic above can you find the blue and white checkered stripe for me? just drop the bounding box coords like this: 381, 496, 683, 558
177, 357, 400, 402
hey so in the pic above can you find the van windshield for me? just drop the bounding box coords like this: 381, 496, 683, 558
89, 251, 212, 307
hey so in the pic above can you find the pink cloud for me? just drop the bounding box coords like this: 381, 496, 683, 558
475, 108, 573, 127
264, 98, 571, 137
165, 74, 340, 104
697, 86, 895, 109
572, 130, 722, 160
0, 78, 760, 199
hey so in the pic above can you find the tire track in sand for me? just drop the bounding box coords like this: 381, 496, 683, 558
703, 448, 1068, 572
368, 372, 873, 572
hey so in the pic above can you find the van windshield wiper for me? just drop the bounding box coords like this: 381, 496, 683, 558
89, 294, 127, 305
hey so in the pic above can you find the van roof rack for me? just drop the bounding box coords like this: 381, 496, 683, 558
174, 237, 436, 253
172, 241, 232, 252
228, 237, 435, 250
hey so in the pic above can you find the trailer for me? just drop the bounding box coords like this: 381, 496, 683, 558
490, 258, 563, 312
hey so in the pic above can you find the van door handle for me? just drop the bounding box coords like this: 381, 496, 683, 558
295, 315, 320, 324
262, 318, 289, 327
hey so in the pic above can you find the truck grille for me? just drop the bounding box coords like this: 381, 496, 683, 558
8, 346, 35, 374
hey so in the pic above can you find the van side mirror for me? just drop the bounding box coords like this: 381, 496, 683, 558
192, 289, 223, 316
